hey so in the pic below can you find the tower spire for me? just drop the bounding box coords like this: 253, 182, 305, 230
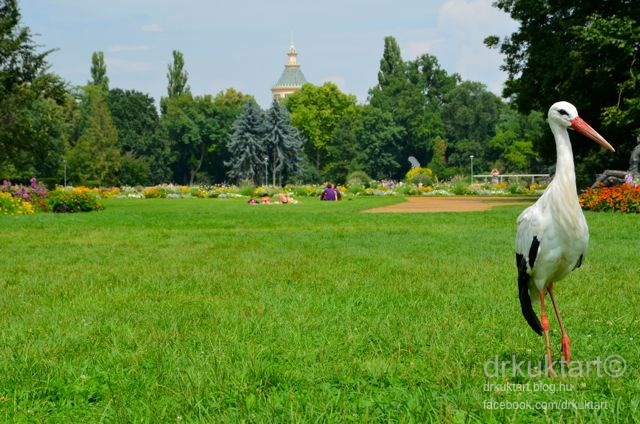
271, 36, 307, 100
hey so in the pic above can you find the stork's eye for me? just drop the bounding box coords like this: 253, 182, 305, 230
558, 109, 569, 116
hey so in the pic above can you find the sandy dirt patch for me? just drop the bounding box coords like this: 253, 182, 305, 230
366, 196, 534, 213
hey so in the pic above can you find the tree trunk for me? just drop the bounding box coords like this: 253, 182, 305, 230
189, 144, 206, 186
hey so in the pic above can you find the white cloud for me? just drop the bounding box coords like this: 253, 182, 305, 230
429, 0, 517, 93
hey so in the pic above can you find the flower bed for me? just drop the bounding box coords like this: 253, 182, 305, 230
0, 177, 552, 216
579, 183, 640, 213
0, 192, 35, 215
47, 186, 105, 213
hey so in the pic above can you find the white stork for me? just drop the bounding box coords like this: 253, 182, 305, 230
515, 101, 615, 375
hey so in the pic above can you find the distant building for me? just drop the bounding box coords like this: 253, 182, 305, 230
271, 41, 307, 100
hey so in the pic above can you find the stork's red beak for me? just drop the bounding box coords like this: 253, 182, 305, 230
570, 116, 615, 152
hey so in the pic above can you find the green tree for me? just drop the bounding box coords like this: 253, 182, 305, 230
323, 106, 363, 183
368, 37, 460, 174
486, 1, 640, 181
163, 94, 228, 185
67, 85, 121, 186
0, 0, 68, 180
356, 106, 405, 179
206, 88, 254, 183
489, 106, 545, 173
89, 51, 109, 91
441, 81, 502, 174
225, 100, 266, 184
108, 89, 165, 184
160, 50, 191, 118
285, 82, 357, 173
264, 99, 304, 185
166, 50, 190, 98
373, 36, 405, 92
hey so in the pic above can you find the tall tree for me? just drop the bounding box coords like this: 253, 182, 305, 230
166, 50, 190, 98
441, 81, 502, 173
0, 0, 68, 180
375, 36, 405, 91
108, 88, 166, 184
355, 106, 405, 180
324, 106, 363, 183
108, 89, 158, 155
163, 93, 229, 185
205, 88, 254, 182
67, 85, 121, 186
264, 99, 304, 185
285, 82, 357, 173
486, 0, 640, 182
89, 51, 109, 91
225, 100, 266, 184
368, 37, 460, 174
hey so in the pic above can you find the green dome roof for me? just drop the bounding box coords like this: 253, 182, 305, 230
273, 67, 307, 88
272, 41, 306, 89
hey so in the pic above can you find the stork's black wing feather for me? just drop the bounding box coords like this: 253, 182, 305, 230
516, 238, 542, 335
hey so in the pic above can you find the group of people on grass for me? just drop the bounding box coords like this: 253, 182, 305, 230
247, 183, 342, 205
247, 192, 297, 205
320, 183, 342, 201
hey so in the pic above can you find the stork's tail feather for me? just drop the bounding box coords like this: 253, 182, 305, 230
516, 253, 542, 335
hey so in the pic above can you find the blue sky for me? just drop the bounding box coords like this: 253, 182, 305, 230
20, 0, 518, 108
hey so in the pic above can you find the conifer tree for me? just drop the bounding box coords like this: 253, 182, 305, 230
225, 101, 266, 184
264, 99, 304, 185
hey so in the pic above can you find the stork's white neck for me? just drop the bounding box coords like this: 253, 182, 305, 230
550, 123, 578, 197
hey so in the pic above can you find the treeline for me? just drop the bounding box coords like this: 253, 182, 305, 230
2, 0, 637, 187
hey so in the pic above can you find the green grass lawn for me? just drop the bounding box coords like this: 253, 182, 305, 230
1, 197, 638, 422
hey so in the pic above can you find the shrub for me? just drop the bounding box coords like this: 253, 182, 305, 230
238, 181, 256, 197
191, 187, 209, 198
449, 176, 470, 195
579, 183, 640, 213
346, 171, 371, 186
48, 187, 105, 213
347, 183, 365, 195
293, 185, 321, 197
508, 182, 523, 195
405, 167, 434, 186
143, 187, 165, 198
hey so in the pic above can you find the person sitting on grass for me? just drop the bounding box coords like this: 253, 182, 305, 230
260, 193, 271, 204
320, 184, 338, 201
333, 184, 342, 201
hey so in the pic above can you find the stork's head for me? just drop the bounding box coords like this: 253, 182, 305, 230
548, 101, 615, 152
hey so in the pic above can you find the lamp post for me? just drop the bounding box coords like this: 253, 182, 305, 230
470, 155, 474, 183
264, 156, 268, 186
63, 159, 67, 187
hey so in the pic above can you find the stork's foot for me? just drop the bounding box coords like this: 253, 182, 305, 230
561, 334, 571, 364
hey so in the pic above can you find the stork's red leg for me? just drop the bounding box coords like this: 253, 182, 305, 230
548, 283, 570, 363
539, 290, 556, 376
